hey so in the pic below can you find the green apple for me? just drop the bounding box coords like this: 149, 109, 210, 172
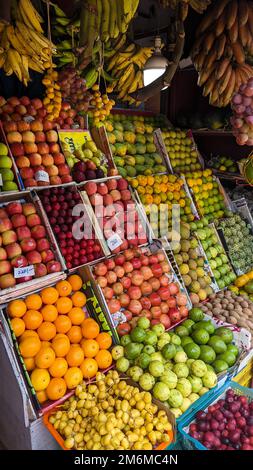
2, 181, 18, 191
0, 156, 12, 169
0, 143, 8, 156
1, 168, 14, 181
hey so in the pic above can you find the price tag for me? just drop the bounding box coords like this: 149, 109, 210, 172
35, 170, 49, 183
111, 311, 126, 327
107, 233, 122, 251
14, 265, 35, 279
23, 115, 35, 123
0, 174, 2, 186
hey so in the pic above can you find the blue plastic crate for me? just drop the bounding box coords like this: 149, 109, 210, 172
178, 381, 253, 451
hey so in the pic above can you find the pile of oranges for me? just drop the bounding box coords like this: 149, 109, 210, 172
8, 274, 112, 404
42, 69, 62, 121
88, 84, 115, 126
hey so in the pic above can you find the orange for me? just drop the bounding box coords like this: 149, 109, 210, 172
41, 287, 59, 305
80, 358, 98, 379
41, 341, 51, 348
71, 291, 86, 308
64, 367, 83, 389
81, 318, 100, 339
25, 294, 42, 310
20, 330, 39, 342
66, 345, 84, 367
11, 318, 25, 337
31, 368, 50, 391
52, 334, 70, 357
96, 332, 112, 350
41, 305, 58, 322
19, 337, 41, 358
49, 358, 68, 378
35, 347, 55, 369
24, 357, 35, 372
81, 339, 99, 358
8, 299, 27, 318
46, 377, 67, 401
68, 307, 85, 325
37, 390, 48, 404
67, 326, 82, 344
37, 322, 56, 341
56, 297, 73, 314
95, 350, 112, 369
67, 274, 82, 291
23, 310, 43, 330
54, 315, 72, 334
56, 280, 72, 297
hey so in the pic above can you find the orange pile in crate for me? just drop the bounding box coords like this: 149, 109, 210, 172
8, 274, 112, 403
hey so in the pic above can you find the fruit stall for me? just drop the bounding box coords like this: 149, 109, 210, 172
1, 0, 253, 455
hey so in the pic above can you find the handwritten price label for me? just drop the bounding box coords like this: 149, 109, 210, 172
14, 265, 35, 279
107, 233, 122, 251
35, 170, 49, 183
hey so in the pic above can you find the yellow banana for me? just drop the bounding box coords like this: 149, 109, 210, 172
0, 28, 10, 50
128, 70, 142, 93
18, 0, 43, 33
7, 49, 23, 81
117, 67, 136, 98
27, 27, 54, 51
117, 63, 134, 87
6, 24, 29, 56
20, 54, 30, 85
28, 57, 44, 72
16, 21, 47, 59
113, 34, 126, 50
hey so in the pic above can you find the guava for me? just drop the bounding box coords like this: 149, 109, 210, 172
149, 360, 164, 377
111, 345, 124, 360
173, 363, 189, 378
190, 360, 207, 377
137, 317, 150, 330
130, 327, 146, 343
212, 359, 229, 373
199, 387, 209, 396
181, 398, 191, 413
151, 323, 165, 337
164, 361, 174, 371
157, 334, 171, 351
184, 342, 200, 359
175, 345, 183, 352
188, 375, 202, 393
124, 342, 143, 360
153, 381, 170, 401
167, 389, 183, 408
206, 364, 214, 372
143, 345, 155, 355
186, 358, 195, 368
208, 336, 227, 354
116, 357, 130, 373
136, 352, 151, 369
202, 371, 217, 389
189, 393, 199, 403
174, 325, 189, 338
192, 329, 210, 345
150, 352, 163, 362
161, 370, 178, 389
120, 335, 131, 347
144, 330, 158, 345
176, 378, 192, 398
139, 373, 155, 391
199, 345, 216, 364
161, 343, 176, 360
170, 333, 181, 346
127, 366, 143, 382
174, 351, 188, 363
182, 319, 195, 333
193, 320, 215, 335
181, 336, 194, 348
215, 327, 233, 344
189, 307, 204, 322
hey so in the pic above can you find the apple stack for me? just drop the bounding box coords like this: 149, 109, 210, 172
3, 120, 72, 188
91, 247, 189, 336
82, 177, 149, 254
0, 200, 62, 290
37, 185, 104, 270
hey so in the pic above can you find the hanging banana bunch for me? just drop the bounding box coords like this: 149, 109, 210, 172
158, 0, 212, 15
192, 0, 253, 107
104, 35, 154, 104
0, 0, 56, 85
50, 2, 80, 67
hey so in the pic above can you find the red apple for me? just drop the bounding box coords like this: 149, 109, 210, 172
11, 255, 28, 268
36, 238, 50, 251
2, 230, 17, 245
6, 202, 22, 216
31, 98, 43, 110
128, 286, 142, 300
34, 263, 47, 277
20, 238, 36, 252
20, 168, 34, 179
0, 260, 11, 275
10, 143, 24, 157
41, 249, 54, 262
0, 209, 8, 218
34, 131, 46, 143
26, 213, 41, 227
46, 130, 58, 142
11, 214, 26, 228
3, 122, 17, 132
22, 131, 35, 143
0, 273, 16, 289
16, 226, 31, 240
29, 153, 42, 166
26, 250, 42, 264
0, 218, 13, 233
30, 119, 43, 132
6, 242, 22, 259
150, 292, 161, 306
7, 131, 22, 144
48, 143, 60, 154
46, 260, 61, 273
20, 96, 30, 106
30, 225, 46, 239
151, 306, 162, 318
0, 247, 7, 260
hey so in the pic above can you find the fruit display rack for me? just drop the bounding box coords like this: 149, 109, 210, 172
0, 123, 24, 193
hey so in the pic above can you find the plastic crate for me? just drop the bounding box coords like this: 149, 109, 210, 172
233, 357, 253, 387
178, 381, 253, 450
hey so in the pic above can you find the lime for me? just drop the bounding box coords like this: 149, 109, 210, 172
212, 359, 229, 373
191, 328, 210, 345
199, 345, 216, 364
124, 342, 143, 360
208, 335, 227, 354
174, 325, 189, 337
184, 342, 201, 359
161, 343, 176, 360
215, 327, 233, 344
181, 336, 194, 347
182, 319, 195, 333
193, 320, 215, 335
189, 307, 204, 322
217, 352, 236, 367
136, 352, 151, 369
130, 327, 146, 343
227, 344, 239, 357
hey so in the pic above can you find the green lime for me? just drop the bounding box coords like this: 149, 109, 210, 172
227, 344, 239, 357
161, 343, 176, 360
193, 320, 215, 335
182, 319, 195, 333
199, 345, 216, 364
130, 327, 146, 343
189, 307, 204, 322
191, 328, 210, 345
174, 325, 189, 337
124, 342, 143, 360
181, 336, 194, 347
217, 352, 236, 367
212, 359, 229, 373
215, 327, 233, 344
208, 335, 227, 354
136, 352, 151, 369
184, 342, 201, 359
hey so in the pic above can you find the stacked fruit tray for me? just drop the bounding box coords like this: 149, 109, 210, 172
0, 125, 23, 192
161, 129, 204, 174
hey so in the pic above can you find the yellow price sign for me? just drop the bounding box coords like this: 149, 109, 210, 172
58, 130, 91, 154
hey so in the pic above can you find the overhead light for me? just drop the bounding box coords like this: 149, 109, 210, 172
143, 36, 169, 89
